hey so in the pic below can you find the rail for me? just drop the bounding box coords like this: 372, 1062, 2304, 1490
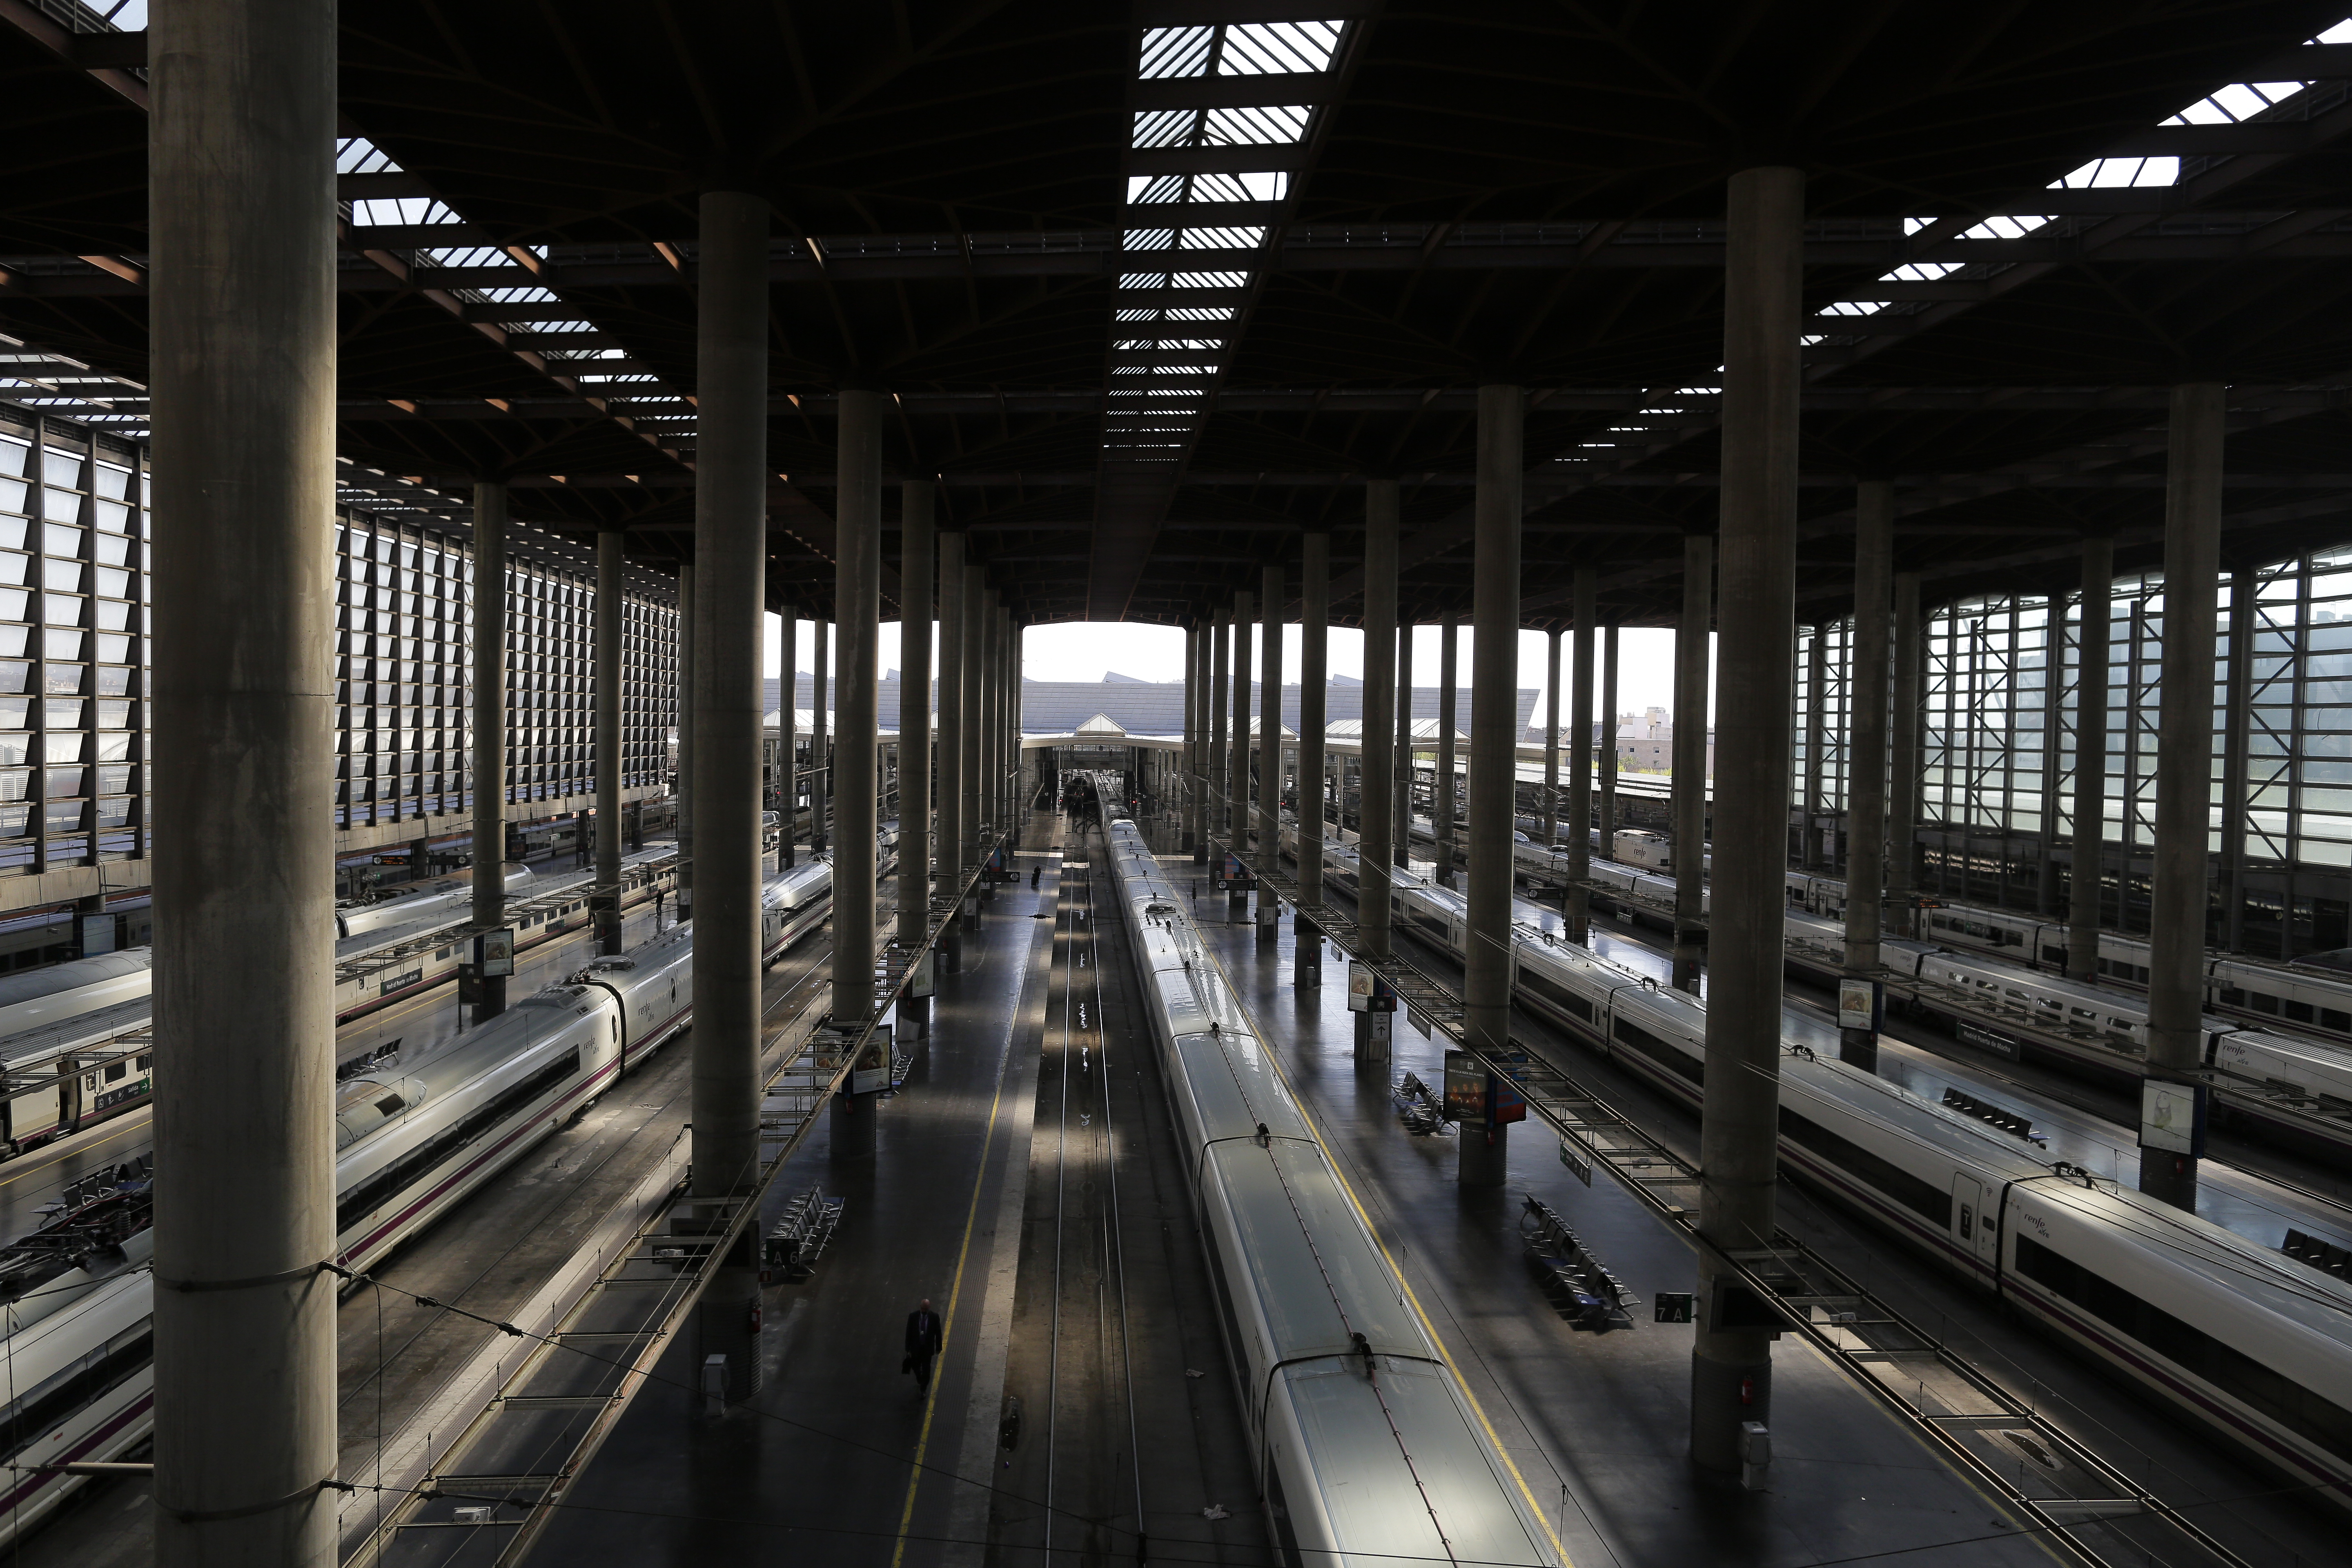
1235, 838, 2254, 1568
347, 824, 1017, 1567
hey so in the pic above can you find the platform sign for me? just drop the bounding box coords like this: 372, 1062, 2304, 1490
851, 1033, 892, 1095
907, 951, 936, 999
2139, 1078, 2208, 1156
473, 928, 515, 978
1346, 962, 1396, 1013
1837, 977, 1882, 1032
1654, 1292, 1695, 1324
1489, 1077, 1527, 1126
1442, 1049, 1487, 1124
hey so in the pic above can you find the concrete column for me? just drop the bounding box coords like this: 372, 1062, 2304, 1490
1229, 588, 1253, 852
1889, 571, 1925, 938
676, 558, 694, 915
1437, 615, 1460, 885
686, 187, 770, 1398
1672, 531, 1713, 990
595, 529, 625, 953
1299, 532, 1330, 917
1841, 482, 1894, 1067
1183, 621, 1201, 856
1360, 481, 1399, 967
1542, 629, 1562, 847
149, 0, 338, 1550
471, 483, 511, 1020
834, 391, 884, 1026
1003, 607, 1020, 829
1209, 606, 1229, 861
1567, 569, 1596, 941
1599, 624, 1619, 852
960, 567, 984, 889
2143, 383, 2225, 1210
1461, 385, 1523, 1187
900, 483, 934, 931
938, 530, 966, 906
2067, 532, 2115, 979
810, 619, 830, 851
2222, 566, 2254, 952
1258, 563, 1285, 946
1802, 625, 1828, 870
1395, 616, 1414, 869
1692, 165, 1804, 1472
777, 616, 796, 869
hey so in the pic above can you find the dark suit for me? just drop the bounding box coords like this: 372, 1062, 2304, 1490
905, 1309, 943, 1391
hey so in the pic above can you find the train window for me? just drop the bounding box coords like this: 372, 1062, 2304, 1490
2014, 1237, 2352, 1463
2325, 1009, 2351, 1033
103, 1064, 124, 1083
134, 1056, 148, 1071
1521, 969, 1592, 1023
2284, 1000, 2316, 1025
0, 1323, 152, 1454
1611, 1016, 1702, 1084
2218, 988, 2245, 1007
2041, 946, 2067, 965
1776, 1107, 1952, 1227
2249, 993, 2280, 1015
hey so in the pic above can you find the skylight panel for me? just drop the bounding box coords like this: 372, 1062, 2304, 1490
1133, 110, 1198, 149
1179, 227, 1266, 249
1216, 20, 1342, 75
1882, 261, 1961, 281
2051, 156, 2176, 188
1170, 271, 1249, 288
420, 246, 517, 268
1127, 176, 1190, 204
1139, 25, 1214, 78
1819, 301, 1885, 316
1203, 105, 1311, 145
1123, 229, 1176, 250
336, 138, 400, 175
1164, 307, 1235, 322
1119, 272, 1174, 289
347, 197, 461, 227
2169, 80, 2310, 125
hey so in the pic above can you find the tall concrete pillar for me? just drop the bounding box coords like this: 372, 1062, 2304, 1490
1299, 532, 1330, 914
960, 568, 984, 884
2143, 383, 2226, 1210
149, 0, 339, 1551
1567, 568, 1596, 941
2221, 565, 2254, 952
1395, 617, 1414, 869
834, 391, 884, 1024
1802, 625, 1828, 870
1209, 606, 1229, 858
676, 558, 695, 915
1542, 629, 1562, 847
1183, 621, 1201, 856
1841, 482, 1895, 1068
1229, 588, 1253, 851
1599, 623, 1619, 852
686, 187, 770, 1398
937, 529, 966, 909
810, 619, 830, 851
1004, 607, 1020, 827
1692, 165, 1804, 1472
1361, 482, 1399, 964
900, 483, 934, 931
2067, 532, 2115, 980
472, 483, 511, 1020
1436, 615, 1460, 885
1889, 571, 1924, 936
594, 528, 626, 953
1461, 385, 1523, 1187
778, 616, 797, 869
1671, 531, 1713, 991
1257, 568, 1284, 944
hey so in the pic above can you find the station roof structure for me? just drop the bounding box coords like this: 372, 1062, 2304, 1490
8, 2, 2352, 629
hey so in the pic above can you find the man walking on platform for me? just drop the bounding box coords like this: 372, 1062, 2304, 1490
904, 1297, 943, 1394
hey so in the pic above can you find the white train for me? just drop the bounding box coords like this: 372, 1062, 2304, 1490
0, 947, 152, 1042
334, 862, 535, 941
0, 858, 837, 1545
1306, 838, 2352, 1508
1089, 778, 1564, 1565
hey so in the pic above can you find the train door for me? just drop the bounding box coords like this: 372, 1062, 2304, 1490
1950, 1175, 1996, 1266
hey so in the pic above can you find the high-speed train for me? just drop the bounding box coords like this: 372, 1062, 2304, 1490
1306, 839, 2352, 1508
0, 855, 840, 1544
335, 863, 535, 941
1089, 777, 1563, 1566
0, 947, 153, 1042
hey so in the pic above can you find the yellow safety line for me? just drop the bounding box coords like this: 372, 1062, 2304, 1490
1191, 919, 1575, 1568
887, 852, 1059, 1568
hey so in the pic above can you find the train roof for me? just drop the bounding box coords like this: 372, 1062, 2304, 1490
0, 946, 149, 1008
0, 995, 153, 1069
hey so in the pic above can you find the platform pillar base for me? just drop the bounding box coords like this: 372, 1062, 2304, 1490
1838, 1027, 1878, 1071
1456, 1122, 1508, 1186
830, 1091, 878, 1158
1353, 1010, 1392, 1065
1690, 1343, 1773, 1473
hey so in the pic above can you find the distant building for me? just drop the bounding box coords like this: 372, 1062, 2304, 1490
1616, 706, 1711, 777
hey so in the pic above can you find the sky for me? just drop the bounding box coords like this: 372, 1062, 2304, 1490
767, 616, 1715, 727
